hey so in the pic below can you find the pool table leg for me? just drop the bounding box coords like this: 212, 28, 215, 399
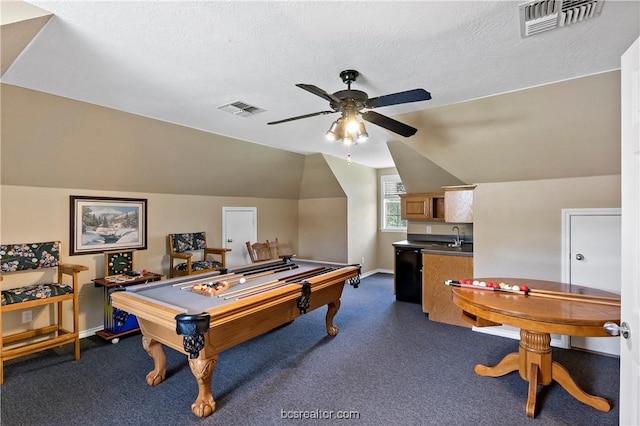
326, 299, 341, 336
188, 353, 219, 418
142, 335, 166, 386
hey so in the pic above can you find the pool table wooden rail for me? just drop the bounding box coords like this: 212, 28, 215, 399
109, 260, 359, 418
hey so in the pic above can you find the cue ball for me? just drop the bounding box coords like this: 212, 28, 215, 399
239, 277, 246, 284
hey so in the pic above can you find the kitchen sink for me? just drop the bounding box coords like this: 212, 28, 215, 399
421, 242, 471, 252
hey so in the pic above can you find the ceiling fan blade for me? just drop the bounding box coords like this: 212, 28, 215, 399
296, 84, 343, 106
365, 88, 431, 109
267, 110, 337, 125
361, 111, 418, 137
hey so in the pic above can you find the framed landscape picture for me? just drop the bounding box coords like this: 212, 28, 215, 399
70, 196, 147, 255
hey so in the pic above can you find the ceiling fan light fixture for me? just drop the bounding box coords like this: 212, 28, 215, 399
345, 116, 361, 134
326, 118, 347, 141
326, 120, 341, 141
355, 121, 369, 143
342, 130, 356, 145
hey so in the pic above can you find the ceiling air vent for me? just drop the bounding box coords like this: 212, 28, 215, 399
519, 0, 605, 37
218, 101, 265, 117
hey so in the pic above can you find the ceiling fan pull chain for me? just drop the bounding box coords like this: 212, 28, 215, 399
347, 153, 352, 165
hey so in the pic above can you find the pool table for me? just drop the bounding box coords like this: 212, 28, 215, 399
110, 258, 360, 418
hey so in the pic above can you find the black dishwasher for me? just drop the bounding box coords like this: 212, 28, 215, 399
394, 247, 422, 303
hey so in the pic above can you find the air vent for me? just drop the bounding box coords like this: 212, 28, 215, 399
218, 101, 265, 117
519, 0, 605, 37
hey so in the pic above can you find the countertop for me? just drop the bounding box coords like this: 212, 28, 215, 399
393, 239, 473, 257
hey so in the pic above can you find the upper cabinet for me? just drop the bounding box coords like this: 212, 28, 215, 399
400, 193, 445, 221
443, 185, 476, 223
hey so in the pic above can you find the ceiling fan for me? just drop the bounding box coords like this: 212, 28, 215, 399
267, 70, 431, 140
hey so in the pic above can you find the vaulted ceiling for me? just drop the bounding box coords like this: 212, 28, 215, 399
2, 1, 639, 182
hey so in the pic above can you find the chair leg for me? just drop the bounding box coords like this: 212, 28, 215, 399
72, 294, 80, 361
0, 304, 3, 385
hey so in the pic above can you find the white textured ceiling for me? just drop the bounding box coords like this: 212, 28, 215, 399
2, 0, 639, 168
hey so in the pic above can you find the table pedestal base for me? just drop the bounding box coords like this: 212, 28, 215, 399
474, 329, 610, 418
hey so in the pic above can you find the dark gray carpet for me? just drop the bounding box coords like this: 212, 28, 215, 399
0, 273, 619, 425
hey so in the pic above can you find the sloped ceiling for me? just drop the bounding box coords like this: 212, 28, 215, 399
1, 0, 638, 185
397, 71, 622, 183
387, 141, 464, 193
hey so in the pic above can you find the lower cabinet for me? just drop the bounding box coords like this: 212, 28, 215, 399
422, 254, 473, 328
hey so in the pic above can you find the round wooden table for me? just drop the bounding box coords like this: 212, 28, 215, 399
451, 278, 620, 418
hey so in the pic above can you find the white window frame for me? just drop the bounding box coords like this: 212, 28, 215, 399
380, 174, 407, 232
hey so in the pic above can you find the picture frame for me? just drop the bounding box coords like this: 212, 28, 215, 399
70, 196, 147, 255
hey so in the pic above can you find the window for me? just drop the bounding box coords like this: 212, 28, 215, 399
381, 175, 407, 231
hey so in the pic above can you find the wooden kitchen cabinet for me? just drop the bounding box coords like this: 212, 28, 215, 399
443, 185, 476, 223
400, 193, 445, 221
422, 253, 473, 327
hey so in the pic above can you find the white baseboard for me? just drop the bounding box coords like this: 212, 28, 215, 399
80, 326, 103, 339
361, 269, 393, 278
472, 325, 569, 348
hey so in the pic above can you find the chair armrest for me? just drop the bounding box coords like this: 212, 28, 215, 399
58, 263, 89, 274
204, 247, 230, 266
171, 252, 192, 259
204, 248, 231, 255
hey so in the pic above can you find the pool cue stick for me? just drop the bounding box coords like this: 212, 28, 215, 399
527, 290, 620, 306
279, 266, 327, 282
233, 282, 292, 300
529, 288, 620, 301
216, 266, 298, 293
225, 281, 289, 300
221, 279, 283, 299
223, 268, 317, 299
241, 263, 299, 276
223, 265, 339, 300
445, 280, 527, 295
172, 275, 237, 288
180, 264, 297, 291
174, 273, 246, 289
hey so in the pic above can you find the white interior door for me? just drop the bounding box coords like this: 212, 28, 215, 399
620, 36, 639, 426
222, 207, 257, 267
563, 210, 621, 355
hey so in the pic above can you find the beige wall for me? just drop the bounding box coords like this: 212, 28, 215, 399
1, 185, 299, 335
473, 175, 621, 280
325, 156, 378, 267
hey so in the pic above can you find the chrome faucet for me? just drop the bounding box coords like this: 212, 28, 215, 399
451, 226, 462, 247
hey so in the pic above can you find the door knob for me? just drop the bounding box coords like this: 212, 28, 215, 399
227, 239, 233, 243
604, 321, 630, 339
575, 253, 585, 260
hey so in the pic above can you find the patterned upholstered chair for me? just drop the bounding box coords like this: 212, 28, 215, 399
0, 241, 88, 384
168, 232, 230, 278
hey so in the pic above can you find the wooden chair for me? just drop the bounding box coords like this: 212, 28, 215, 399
266, 238, 295, 259
245, 241, 273, 263
1, 241, 88, 384
168, 232, 230, 278
267, 238, 281, 259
